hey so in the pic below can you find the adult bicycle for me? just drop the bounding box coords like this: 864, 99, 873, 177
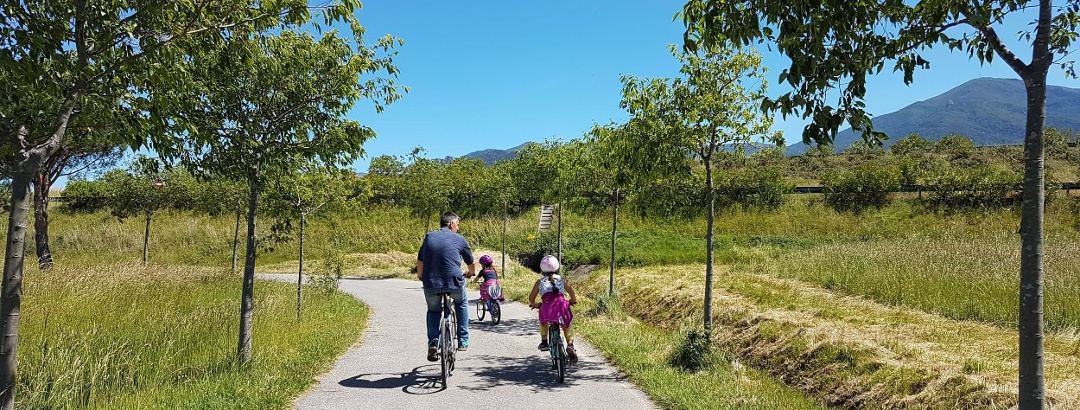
476, 283, 502, 325
437, 291, 458, 387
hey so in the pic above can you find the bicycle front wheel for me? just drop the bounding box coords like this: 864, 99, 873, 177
476, 298, 486, 321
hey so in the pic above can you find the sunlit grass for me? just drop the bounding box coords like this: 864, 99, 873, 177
744, 233, 1080, 332
19, 263, 367, 409
576, 314, 827, 410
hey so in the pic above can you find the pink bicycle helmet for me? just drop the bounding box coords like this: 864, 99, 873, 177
539, 255, 560, 273
479, 254, 493, 266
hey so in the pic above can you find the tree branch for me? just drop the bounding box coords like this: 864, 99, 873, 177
960, 7, 1031, 75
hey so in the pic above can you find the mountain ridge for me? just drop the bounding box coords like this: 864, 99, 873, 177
786, 77, 1080, 155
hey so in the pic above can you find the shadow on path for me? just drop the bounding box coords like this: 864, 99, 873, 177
462, 354, 620, 393
339, 365, 446, 395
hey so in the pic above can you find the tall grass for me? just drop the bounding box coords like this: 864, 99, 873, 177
19, 264, 366, 409
42, 197, 1080, 333
743, 233, 1080, 331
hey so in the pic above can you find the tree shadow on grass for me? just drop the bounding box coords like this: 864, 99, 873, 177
462, 353, 622, 393
338, 365, 446, 395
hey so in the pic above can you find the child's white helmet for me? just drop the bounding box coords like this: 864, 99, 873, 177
539, 255, 560, 273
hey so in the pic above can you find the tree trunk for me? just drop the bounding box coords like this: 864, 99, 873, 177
556, 203, 563, 264
502, 201, 507, 275
1, 99, 75, 410
142, 210, 152, 265
238, 168, 261, 365
1018, 72, 1048, 410
703, 158, 715, 332
609, 188, 619, 296
32, 175, 53, 270
232, 198, 242, 271
296, 213, 305, 324
1, 173, 33, 410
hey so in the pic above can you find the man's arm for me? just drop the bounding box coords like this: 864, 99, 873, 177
465, 262, 475, 278
416, 260, 424, 281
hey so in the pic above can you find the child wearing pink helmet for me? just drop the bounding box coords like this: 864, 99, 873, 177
528, 254, 578, 364
474, 254, 504, 302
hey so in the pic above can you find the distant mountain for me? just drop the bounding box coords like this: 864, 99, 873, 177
461, 142, 533, 165
787, 78, 1080, 155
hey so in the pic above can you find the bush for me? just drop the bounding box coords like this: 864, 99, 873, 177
890, 133, 934, 156
925, 167, 1022, 210
61, 179, 111, 212
669, 326, 718, 372
310, 250, 346, 294
717, 167, 792, 209
935, 134, 976, 160
821, 162, 901, 212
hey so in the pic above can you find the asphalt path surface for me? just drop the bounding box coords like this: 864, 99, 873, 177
260, 275, 657, 410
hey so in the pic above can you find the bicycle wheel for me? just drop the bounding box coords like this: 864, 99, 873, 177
490, 300, 501, 325
550, 326, 565, 383
448, 304, 458, 372
476, 298, 486, 321
440, 317, 451, 386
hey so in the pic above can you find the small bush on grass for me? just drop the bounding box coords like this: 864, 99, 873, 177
591, 290, 623, 317
669, 325, 719, 372
821, 162, 900, 212
310, 250, 346, 294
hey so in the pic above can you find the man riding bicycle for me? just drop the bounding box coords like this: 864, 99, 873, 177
417, 211, 475, 361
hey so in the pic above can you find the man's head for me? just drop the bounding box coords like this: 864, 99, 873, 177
441, 211, 460, 232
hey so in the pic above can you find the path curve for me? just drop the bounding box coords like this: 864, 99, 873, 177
261, 275, 656, 410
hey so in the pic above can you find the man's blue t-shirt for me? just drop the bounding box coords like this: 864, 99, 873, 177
417, 227, 474, 289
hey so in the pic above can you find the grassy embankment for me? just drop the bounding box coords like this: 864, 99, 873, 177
17, 229, 368, 409
29, 196, 1080, 409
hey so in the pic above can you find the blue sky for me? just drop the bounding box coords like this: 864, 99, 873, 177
345, 0, 1077, 173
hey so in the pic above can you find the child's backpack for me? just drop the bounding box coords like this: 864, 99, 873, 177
487, 283, 503, 300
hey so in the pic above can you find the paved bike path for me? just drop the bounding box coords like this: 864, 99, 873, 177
264, 275, 656, 410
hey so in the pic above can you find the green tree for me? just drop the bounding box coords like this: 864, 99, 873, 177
890, 133, 934, 156
587, 121, 656, 295
620, 45, 776, 333
682, 0, 1079, 404
31, 138, 122, 269
399, 147, 450, 232
108, 156, 193, 265
263, 164, 354, 323
367, 154, 406, 205
0, 2, 358, 405
194, 176, 250, 271
155, 29, 402, 364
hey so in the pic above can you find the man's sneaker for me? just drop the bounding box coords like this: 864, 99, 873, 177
567, 344, 578, 365
427, 345, 438, 362
457, 339, 469, 351
537, 340, 549, 351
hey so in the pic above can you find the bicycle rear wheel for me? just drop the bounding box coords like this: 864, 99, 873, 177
549, 326, 565, 383
490, 301, 501, 325
440, 319, 451, 386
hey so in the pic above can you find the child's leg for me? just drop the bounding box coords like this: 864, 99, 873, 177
563, 326, 574, 345
539, 322, 549, 341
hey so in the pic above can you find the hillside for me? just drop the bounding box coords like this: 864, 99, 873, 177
461, 141, 533, 165
787, 77, 1080, 155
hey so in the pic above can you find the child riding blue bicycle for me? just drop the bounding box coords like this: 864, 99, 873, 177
528, 254, 578, 364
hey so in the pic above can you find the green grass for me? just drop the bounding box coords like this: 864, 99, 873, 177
19, 264, 367, 409
744, 233, 1080, 332
575, 313, 827, 410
